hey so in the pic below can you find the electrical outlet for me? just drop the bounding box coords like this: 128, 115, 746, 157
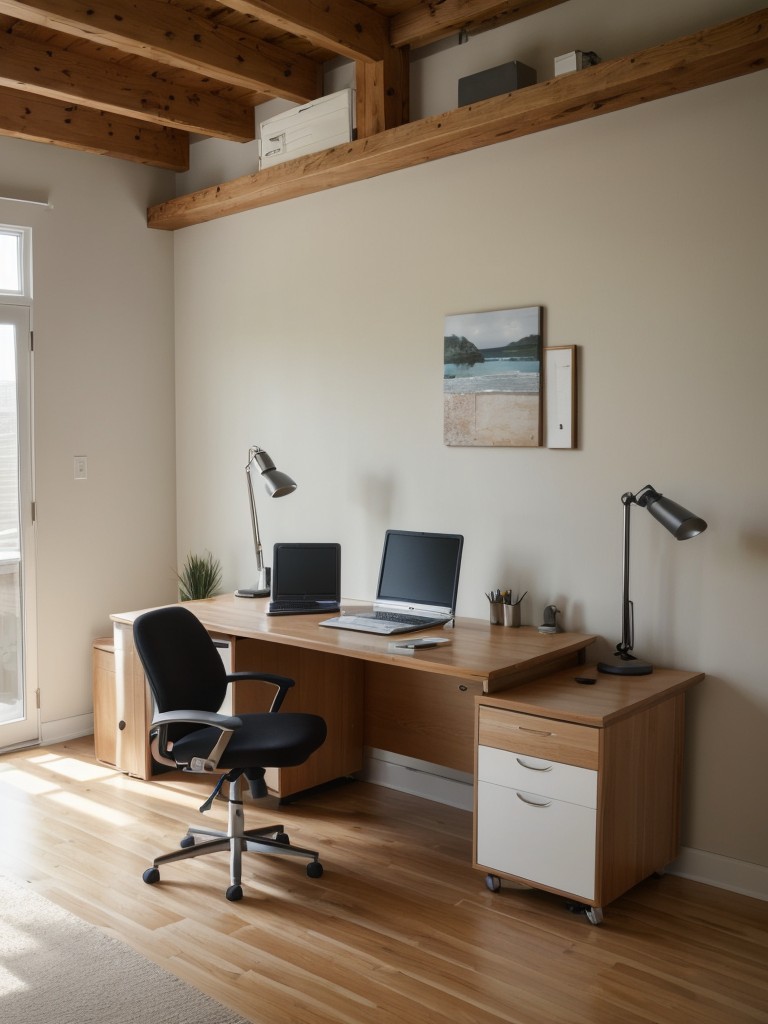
74, 456, 87, 480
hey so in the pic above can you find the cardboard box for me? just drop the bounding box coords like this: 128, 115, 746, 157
458, 60, 537, 107
259, 89, 354, 170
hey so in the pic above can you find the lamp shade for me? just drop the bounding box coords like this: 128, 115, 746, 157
250, 448, 297, 498
261, 469, 296, 498
641, 490, 707, 540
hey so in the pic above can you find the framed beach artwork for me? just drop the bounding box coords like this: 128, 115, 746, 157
443, 305, 542, 446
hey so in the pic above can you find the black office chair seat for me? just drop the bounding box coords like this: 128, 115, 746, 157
133, 605, 328, 902
171, 713, 324, 769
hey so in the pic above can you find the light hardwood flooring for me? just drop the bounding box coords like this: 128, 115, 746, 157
1, 736, 767, 1024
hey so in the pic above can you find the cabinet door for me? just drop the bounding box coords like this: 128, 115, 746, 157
92, 644, 117, 768
476, 779, 597, 900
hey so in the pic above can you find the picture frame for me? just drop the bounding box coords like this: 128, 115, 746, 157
544, 345, 577, 449
443, 306, 542, 447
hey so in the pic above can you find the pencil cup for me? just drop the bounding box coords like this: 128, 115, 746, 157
503, 604, 521, 628
489, 602, 503, 625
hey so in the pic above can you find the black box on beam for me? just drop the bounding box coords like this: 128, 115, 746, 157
458, 60, 537, 107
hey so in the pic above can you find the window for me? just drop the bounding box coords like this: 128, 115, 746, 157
0, 226, 32, 300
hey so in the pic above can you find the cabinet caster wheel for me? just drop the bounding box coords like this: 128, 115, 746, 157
586, 906, 604, 926
274, 832, 290, 845
226, 884, 243, 902
307, 860, 323, 879
485, 874, 501, 892
143, 867, 160, 885
180, 835, 195, 849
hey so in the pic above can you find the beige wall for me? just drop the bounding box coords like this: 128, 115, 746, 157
0, 137, 177, 736
173, 2, 768, 892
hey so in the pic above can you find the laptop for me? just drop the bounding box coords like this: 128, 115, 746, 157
267, 542, 341, 616
320, 530, 463, 635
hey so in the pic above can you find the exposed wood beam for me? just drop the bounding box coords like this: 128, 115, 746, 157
223, 0, 390, 63
0, 84, 188, 169
0, 0, 322, 103
391, 0, 570, 50
355, 45, 410, 138
0, 32, 254, 141
147, 8, 768, 229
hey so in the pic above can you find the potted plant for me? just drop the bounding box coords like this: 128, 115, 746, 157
175, 551, 222, 601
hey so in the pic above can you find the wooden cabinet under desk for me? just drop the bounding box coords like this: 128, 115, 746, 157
473, 665, 703, 924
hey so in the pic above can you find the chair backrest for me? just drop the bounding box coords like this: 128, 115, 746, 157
133, 606, 229, 714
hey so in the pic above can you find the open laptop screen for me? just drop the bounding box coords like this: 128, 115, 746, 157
271, 543, 341, 602
376, 530, 463, 610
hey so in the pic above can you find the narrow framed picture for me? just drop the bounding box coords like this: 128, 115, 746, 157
544, 346, 577, 449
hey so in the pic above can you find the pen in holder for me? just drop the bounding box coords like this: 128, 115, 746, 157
486, 589, 527, 626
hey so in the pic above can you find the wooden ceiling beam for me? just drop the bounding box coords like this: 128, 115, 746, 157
224, 0, 390, 64
0, 0, 322, 102
147, 8, 768, 229
0, 84, 188, 169
391, 0, 570, 50
0, 32, 254, 141
355, 45, 410, 138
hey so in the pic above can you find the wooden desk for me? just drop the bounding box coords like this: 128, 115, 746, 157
110, 595, 596, 796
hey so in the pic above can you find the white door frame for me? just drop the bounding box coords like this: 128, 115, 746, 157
0, 302, 38, 750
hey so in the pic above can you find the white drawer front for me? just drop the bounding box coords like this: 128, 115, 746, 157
477, 780, 596, 900
478, 745, 597, 808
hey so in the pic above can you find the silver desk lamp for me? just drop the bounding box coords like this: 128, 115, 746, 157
235, 446, 297, 598
597, 484, 707, 676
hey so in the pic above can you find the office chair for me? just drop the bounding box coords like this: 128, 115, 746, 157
133, 605, 327, 902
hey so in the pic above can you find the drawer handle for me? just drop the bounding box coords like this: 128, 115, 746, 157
515, 757, 552, 772
518, 726, 553, 737
516, 792, 552, 808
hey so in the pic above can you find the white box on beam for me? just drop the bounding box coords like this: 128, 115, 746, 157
258, 90, 354, 170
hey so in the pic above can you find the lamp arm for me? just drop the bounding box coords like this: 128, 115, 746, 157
245, 461, 264, 574
618, 491, 637, 658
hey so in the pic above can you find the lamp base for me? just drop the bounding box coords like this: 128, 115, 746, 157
235, 586, 270, 598
597, 653, 653, 676
235, 567, 271, 598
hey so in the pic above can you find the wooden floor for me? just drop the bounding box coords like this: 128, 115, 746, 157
1, 737, 767, 1024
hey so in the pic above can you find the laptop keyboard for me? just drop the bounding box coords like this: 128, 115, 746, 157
269, 600, 338, 614
371, 611, 436, 625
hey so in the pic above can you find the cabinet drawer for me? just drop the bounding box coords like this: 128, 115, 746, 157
478, 706, 598, 769
477, 780, 596, 900
478, 745, 597, 807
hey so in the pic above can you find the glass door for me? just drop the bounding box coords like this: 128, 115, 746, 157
0, 304, 37, 749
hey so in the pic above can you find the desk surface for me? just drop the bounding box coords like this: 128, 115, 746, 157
481, 664, 705, 726
113, 593, 598, 694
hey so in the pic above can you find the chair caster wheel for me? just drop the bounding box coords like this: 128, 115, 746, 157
486, 874, 501, 892
143, 867, 160, 885
307, 861, 323, 879
274, 832, 290, 845
226, 884, 243, 902
180, 835, 195, 849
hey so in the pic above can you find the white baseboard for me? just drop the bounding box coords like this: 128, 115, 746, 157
362, 748, 474, 812
363, 749, 767, 902
41, 713, 94, 746
668, 847, 768, 902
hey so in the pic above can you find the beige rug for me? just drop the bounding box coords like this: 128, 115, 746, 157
0, 875, 250, 1024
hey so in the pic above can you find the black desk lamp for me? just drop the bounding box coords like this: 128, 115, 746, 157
598, 484, 707, 676
235, 446, 296, 598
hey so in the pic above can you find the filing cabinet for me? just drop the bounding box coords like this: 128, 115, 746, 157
473, 667, 701, 924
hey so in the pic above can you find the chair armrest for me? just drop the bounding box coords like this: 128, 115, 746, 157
149, 710, 243, 772
150, 709, 243, 730
225, 672, 295, 712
